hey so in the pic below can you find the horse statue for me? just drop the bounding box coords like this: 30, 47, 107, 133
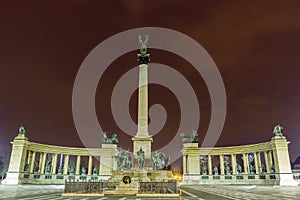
110, 133, 119, 144
102, 132, 111, 144
191, 130, 199, 142
102, 132, 119, 144
180, 130, 198, 143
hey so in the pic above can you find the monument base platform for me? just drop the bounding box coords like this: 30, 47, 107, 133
104, 183, 138, 195
109, 169, 173, 183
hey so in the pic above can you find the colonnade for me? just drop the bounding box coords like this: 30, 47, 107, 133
195, 151, 275, 176
24, 152, 97, 175
182, 135, 297, 186
3, 134, 117, 184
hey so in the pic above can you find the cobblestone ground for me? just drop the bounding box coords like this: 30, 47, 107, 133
0, 184, 299, 200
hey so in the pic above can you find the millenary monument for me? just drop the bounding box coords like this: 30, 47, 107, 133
107, 35, 173, 185
132, 35, 153, 170
2, 35, 298, 190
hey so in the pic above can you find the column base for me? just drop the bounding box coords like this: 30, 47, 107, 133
2, 172, 22, 185
278, 173, 298, 186
181, 174, 201, 185
99, 175, 111, 181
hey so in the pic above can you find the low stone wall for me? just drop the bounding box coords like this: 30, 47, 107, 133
17, 172, 108, 185
182, 174, 278, 185
293, 173, 300, 185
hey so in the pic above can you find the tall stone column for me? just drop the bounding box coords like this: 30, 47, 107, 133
254, 152, 259, 174
51, 154, 57, 174
76, 155, 81, 175
38, 153, 43, 173
264, 151, 271, 173
88, 156, 93, 175
246, 153, 250, 173
182, 155, 187, 174
132, 64, 153, 169
268, 151, 273, 172
40, 153, 47, 174
29, 151, 36, 173
63, 155, 69, 175
132, 46, 153, 169
137, 63, 149, 138
257, 152, 262, 173
271, 135, 297, 186
3, 134, 28, 184
243, 153, 248, 173
220, 155, 225, 175
231, 154, 237, 175
208, 155, 212, 175
26, 151, 32, 172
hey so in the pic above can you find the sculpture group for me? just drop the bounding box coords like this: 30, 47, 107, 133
102, 132, 170, 171
115, 149, 132, 171
180, 130, 198, 143
102, 132, 119, 144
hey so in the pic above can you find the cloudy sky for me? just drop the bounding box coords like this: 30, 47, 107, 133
0, 1, 300, 163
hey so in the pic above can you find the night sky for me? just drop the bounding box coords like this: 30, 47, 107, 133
1, 1, 300, 165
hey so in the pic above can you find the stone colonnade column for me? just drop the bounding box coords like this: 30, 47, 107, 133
268, 151, 273, 171
38, 153, 43, 173
98, 157, 101, 175
257, 152, 262, 173
27, 151, 32, 171
63, 155, 69, 174
51, 153, 58, 174
243, 153, 248, 173
231, 154, 237, 174
254, 152, 259, 174
40, 153, 47, 174
208, 155, 212, 175
183, 155, 187, 174
220, 155, 225, 175
76, 155, 81, 175
29, 151, 36, 173
88, 156, 93, 175
264, 151, 271, 173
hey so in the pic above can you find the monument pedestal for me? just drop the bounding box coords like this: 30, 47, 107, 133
271, 136, 298, 186
109, 169, 173, 183
99, 144, 118, 180
3, 134, 28, 185
104, 183, 138, 195
132, 137, 153, 169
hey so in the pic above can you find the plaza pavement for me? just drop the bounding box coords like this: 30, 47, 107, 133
0, 184, 299, 200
